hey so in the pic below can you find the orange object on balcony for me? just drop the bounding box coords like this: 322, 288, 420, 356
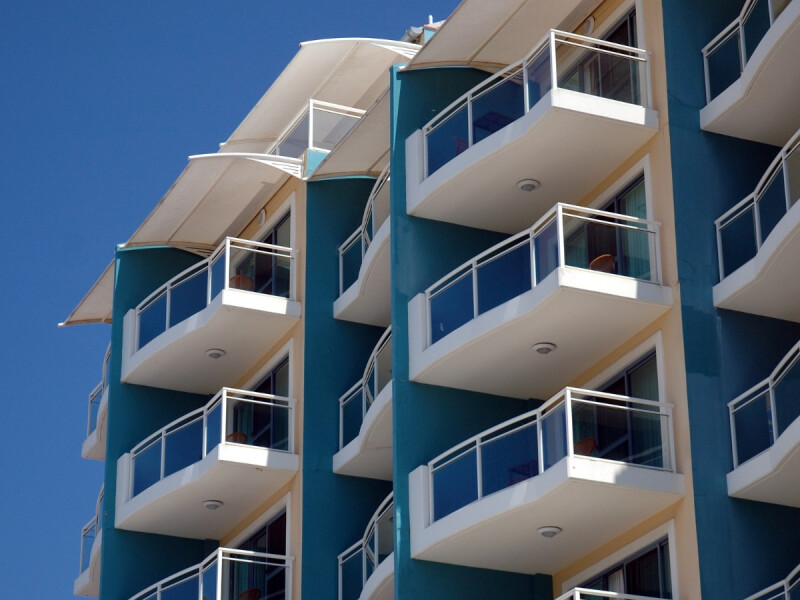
229, 274, 254, 291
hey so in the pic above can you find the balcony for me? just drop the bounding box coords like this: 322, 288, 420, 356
82, 344, 110, 460
335, 168, 391, 326
728, 341, 800, 507
556, 591, 670, 600
408, 387, 683, 574
701, 0, 800, 145
339, 493, 394, 600
408, 204, 672, 399
74, 486, 103, 597
129, 548, 292, 600
121, 237, 300, 394
334, 328, 393, 480
746, 562, 800, 600
714, 130, 800, 321
116, 388, 298, 539
405, 30, 657, 234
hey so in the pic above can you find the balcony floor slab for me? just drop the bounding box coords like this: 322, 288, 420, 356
333, 383, 393, 481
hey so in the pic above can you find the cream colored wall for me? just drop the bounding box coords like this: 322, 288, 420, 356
549, 1, 702, 598
216, 175, 307, 600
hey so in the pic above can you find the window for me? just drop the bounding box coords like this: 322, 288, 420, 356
561, 10, 640, 105
232, 357, 290, 451
581, 538, 672, 599
234, 212, 291, 298
229, 510, 288, 600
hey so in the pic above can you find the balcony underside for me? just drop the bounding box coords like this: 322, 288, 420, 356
701, 2, 800, 146
362, 553, 394, 600
410, 267, 672, 399
728, 415, 800, 508
407, 89, 658, 234
81, 391, 108, 461
73, 530, 101, 597
334, 383, 393, 481
410, 457, 684, 575
122, 289, 301, 394
714, 200, 800, 322
335, 220, 391, 327
116, 443, 298, 539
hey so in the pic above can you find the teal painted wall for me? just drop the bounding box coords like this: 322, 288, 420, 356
302, 177, 394, 598
100, 246, 216, 600
389, 65, 552, 599
662, 2, 800, 598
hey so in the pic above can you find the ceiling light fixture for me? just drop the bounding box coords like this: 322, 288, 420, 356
517, 179, 541, 192
206, 348, 226, 359
531, 342, 557, 355
538, 526, 562, 538
203, 500, 224, 510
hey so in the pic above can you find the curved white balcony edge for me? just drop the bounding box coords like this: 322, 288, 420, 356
82, 385, 109, 461
409, 266, 672, 399
360, 551, 394, 600
406, 88, 658, 234
73, 529, 102, 597
121, 289, 301, 394
334, 217, 392, 327
115, 442, 299, 539
728, 413, 800, 508
700, 1, 800, 145
333, 381, 393, 480
409, 458, 684, 575
713, 198, 800, 322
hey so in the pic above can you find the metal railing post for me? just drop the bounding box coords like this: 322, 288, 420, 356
739, 20, 747, 72
556, 204, 566, 268
564, 390, 574, 458
466, 94, 474, 148
471, 260, 479, 319
224, 238, 231, 291
160, 430, 166, 480
530, 229, 537, 287
550, 31, 558, 93
537, 415, 545, 474
754, 195, 764, 248
783, 154, 792, 213
475, 441, 483, 500
769, 383, 779, 443
730, 403, 740, 468
220, 389, 228, 445
522, 54, 530, 113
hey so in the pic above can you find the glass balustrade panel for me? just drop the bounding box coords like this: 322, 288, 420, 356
339, 549, 364, 600
209, 251, 226, 300
733, 390, 773, 464
758, 165, 788, 242
429, 272, 474, 344
228, 398, 290, 451
376, 508, 393, 564
774, 355, 800, 436
432, 446, 478, 521
81, 527, 95, 572
163, 418, 203, 479
160, 574, 199, 600
787, 146, 800, 207
275, 113, 309, 159
471, 70, 525, 145
526, 48, 552, 110
340, 238, 363, 293
168, 269, 208, 328
133, 440, 162, 497
138, 293, 167, 349
375, 338, 393, 393
341, 390, 363, 447
743, 0, 773, 60
476, 239, 532, 315
706, 31, 743, 101
426, 104, 469, 176
206, 401, 222, 453
202, 563, 217, 600
541, 403, 568, 470
480, 419, 539, 496
719, 206, 757, 276
534, 219, 559, 284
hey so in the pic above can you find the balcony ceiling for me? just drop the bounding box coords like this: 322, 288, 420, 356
406, 0, 599, 71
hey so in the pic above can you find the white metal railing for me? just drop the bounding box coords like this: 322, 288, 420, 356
338, 166, 391, 295
135, 236, 296, 350
729, 340, 800, 467
338, 328, 392, 450
425, 203, 662, 346
745, 561, 800, 600
703, 0, 792, 102
716, 129, 800, 279
423, 29, 651, 177
128, 548, 293, 600
86, 343, 111, 437
338, 493, 394, 600
129, 388, 295, 499
556, 589, 668, 600
79, 485, 104, 574
270, 99, 365, 159
428, 387, 675, 523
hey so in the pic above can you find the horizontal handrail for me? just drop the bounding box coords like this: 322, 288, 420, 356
729, 339, 800, 466
129, 388, 295, 499
338, 493, 394, 600
702, 0, 789, 102
556, 588, 666, 600
134, 236, 296, 350
128, 548, 293, 600
715, 128, 800, 279
338, 327, 392, 449
745, 560, 800, 600
428, 387, 674, 522
423, 29, 650, 177
425, 202, 662, 346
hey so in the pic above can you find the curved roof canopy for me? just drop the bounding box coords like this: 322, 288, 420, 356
62, 37, 418, 327
406, 0, 599, 71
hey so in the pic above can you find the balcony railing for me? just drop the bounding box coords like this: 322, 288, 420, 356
729, 340, 800, 467
428, 388, 674, 522
703, 0, 792, 102
339, 167, 391, 295
79, 486, 103, 575
135, 236, 296, 351
270, 99, 365, 160
425, 203, 662, 346
339, 328, 392, 449
129, 388, 295, 499
556, 590, 667, 600
129, 548, 292, 600
746, 561, 800, 600
338, 493, 394, 600
716, 129, 800, 279
86, 343, 111, 437
423, 29, 650, 178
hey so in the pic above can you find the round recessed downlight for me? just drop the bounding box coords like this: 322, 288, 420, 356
532, 342, 557, 355
538, 526, 562, 538
517, 179, 541, 192
203, 500, 224, 510
206, 348, 226, 359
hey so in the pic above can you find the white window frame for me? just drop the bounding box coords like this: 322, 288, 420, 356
228, 491, 293, 557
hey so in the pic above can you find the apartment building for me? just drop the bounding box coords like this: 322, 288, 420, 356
64, 1, 800, 599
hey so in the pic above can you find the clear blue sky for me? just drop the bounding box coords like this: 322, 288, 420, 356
0, 2, 458, 597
